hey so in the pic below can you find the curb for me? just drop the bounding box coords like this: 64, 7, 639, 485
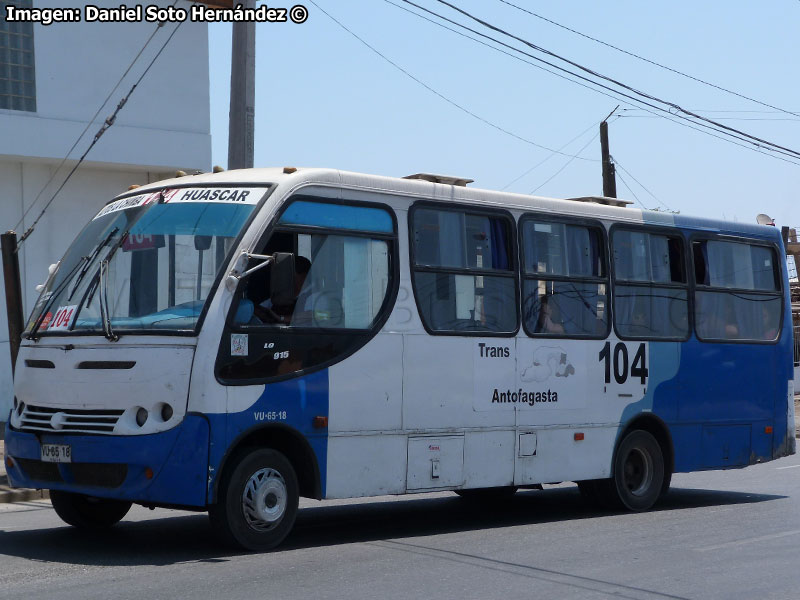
0, 488, 49, 503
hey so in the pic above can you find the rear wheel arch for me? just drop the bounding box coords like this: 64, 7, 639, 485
211, 424, 321, 504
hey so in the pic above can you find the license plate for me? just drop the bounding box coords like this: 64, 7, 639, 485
41, 444, 71, 463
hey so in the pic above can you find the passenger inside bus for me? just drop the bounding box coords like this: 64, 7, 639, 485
536, 295, 565, 334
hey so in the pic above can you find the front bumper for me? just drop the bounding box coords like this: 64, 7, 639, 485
3, 415, 210, 507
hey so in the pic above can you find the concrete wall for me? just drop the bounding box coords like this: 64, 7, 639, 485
0, 0, 211, 421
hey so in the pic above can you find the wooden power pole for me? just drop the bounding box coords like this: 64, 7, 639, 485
600, 106, 619, 198
227, 0, 256, 170
190, 0, 255, 170
600, 120, 617, 199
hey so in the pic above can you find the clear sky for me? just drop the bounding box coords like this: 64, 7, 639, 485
207, 1, 799, 228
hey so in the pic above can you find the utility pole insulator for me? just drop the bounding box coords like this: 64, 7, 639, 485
600, 120, 617, 199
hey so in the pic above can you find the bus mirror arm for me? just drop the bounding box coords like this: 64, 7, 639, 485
224, 251, 276, 292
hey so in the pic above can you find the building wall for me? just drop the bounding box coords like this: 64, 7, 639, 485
0, 0, 211, 423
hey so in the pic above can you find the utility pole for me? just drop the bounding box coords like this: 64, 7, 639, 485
1, 232, 24, 378
600, 106, 618, 198
227, 0, 256, 169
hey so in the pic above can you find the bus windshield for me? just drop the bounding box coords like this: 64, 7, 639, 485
26, 187, 265, 337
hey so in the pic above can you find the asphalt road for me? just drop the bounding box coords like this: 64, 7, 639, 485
0, 453, 798, 600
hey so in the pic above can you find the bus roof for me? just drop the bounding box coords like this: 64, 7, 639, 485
117, 167, 782, 242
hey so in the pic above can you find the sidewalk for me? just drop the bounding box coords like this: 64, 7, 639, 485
0, 440, 49, 503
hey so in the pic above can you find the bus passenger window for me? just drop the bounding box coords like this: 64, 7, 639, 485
411, 207, 517, 334
521, 219, 608, 338
612, 229, 688, 340
693, 240, 781, 342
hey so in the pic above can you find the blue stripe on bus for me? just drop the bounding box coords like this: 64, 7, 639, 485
4, 415, 210, 506
206, 369, 330, 502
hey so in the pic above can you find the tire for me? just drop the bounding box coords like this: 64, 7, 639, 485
610, 430, 665, 511
209, 448, 299, 551
50, 490, 132, 529
454, 486, 518, 501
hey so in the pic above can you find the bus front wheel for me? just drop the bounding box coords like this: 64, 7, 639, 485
209, 448, 299, 551
50, 490, 132, 529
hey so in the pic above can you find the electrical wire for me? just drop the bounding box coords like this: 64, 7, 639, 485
433, 0, 800, 160
496, 0, 800, 120
309, 0, 597, 161
501, 119, 601, 190
614, 169, 648, 210
530, 131, 599, 193
13, 0, 182, 234
393, 0, 800, 165
17, 19, 185, 247
612, 157, 673, 212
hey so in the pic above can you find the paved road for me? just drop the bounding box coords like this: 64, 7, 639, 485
0, 453, 798, 600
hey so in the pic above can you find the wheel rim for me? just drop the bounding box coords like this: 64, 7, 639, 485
623, 448, 653, 497
242, 468, 287, 531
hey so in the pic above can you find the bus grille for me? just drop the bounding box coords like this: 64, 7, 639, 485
19, 404, 124, 434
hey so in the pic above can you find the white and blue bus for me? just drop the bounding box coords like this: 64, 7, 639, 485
4, 168, 795, 550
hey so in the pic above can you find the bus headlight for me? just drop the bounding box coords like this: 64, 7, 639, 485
136, 407, 148, 427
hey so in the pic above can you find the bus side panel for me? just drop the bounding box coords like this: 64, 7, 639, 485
673, 339, 787, 471
205, 369, 330, 501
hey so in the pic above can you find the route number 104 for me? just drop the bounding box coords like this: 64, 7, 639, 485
599, 342, 648, 385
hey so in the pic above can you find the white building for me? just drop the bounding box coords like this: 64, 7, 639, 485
0, 0, 211, 424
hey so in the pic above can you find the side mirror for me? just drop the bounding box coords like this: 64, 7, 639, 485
270, 252, 295, 306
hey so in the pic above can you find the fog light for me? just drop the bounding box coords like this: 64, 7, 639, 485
161, 404, 173, 422
136, 408, 148, 427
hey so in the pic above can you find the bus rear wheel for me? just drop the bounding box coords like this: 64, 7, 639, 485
209, 448, 299, 551
608, 430, 665, 511
50, 490, 132, 529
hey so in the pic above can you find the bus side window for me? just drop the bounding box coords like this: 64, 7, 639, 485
411, 206, 517, 334
693, 239, 781, 342
612, 229, 688, 340
520, 218, 608, 338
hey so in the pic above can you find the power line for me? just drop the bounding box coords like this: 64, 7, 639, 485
18, 19, 185, 247
612, 157, 673, 212
614, 169, 648, 210
496, 0, 800, 120
502, 119, 600, 190
13, 3, 181, 234
531, 131, 599, 193
434, 0, 800, 160
309, 1, 596, 161
393, 0, 800, 165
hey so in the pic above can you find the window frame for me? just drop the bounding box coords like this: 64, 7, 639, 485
408, 201, 519, 337
0, 0, 37, 113
689, 232, 784, 345
609, 224, 692, 342
519, 212, 611, 340
227, 194, 400, 335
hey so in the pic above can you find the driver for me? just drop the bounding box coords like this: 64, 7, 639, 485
253, 256, 312, 325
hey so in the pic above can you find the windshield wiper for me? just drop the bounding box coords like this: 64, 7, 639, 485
67, 227, 119, 302
98, 258, 117, 342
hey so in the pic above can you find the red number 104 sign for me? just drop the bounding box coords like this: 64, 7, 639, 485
49, 305, 77, 331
